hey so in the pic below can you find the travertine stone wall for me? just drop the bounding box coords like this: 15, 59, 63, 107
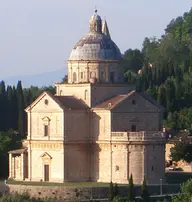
27, 94, 64, 141
28, 142, 64, 182
111, 93, 163, 132
64, 144, 90, 182
65, 110, 90, 141
129, 145, 144, 184
55, 83, 135, 107
145, 144, 165, 184
111, 112, 160, 131
96, 144, 111, 182
91, 110, 111, 140
6, 184, 180, 200
111, 144, 128, 184
67, 61, 124, 84
90, 84, 135, 107
56, 83, 91, 106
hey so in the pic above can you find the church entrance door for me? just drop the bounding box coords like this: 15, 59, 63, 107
44, 164, 49, 181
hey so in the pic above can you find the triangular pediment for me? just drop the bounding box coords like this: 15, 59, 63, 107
111, 92, 163, 112
25, 91, 65, 112
40, 152, 52, 159
94, 91, 164, 113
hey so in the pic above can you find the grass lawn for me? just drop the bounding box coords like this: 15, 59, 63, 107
6, 171, 192, 187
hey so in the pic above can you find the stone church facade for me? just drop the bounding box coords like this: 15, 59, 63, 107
9, 10, 165, 184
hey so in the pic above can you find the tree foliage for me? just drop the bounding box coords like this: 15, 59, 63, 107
123, 7, 192, 131
128, 174, 135, 202
109, 181, 114, 202
141, 177, 150, 202
171, 141, 192, 163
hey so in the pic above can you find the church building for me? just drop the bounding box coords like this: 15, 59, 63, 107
8, 10, 165, 184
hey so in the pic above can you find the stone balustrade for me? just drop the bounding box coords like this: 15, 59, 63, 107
111, 131, 164, 142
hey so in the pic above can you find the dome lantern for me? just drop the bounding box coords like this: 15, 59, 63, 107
89, 9, 102, 33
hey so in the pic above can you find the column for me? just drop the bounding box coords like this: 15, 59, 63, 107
8, 153, 12, 178
21, 154, 24, 180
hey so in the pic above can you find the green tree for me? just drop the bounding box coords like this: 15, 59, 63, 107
109, 181, 114, 202
0, 81, 7, 131
123, 49, 144, 73
16, 81, 25, 137
171, 141, 192, 163
113, 183, 119, 198
171, 178, 192, 202
0, 130, 22, 178
141, 177, 150, 202
157, 85, 166, 108
128, 174, 135, 202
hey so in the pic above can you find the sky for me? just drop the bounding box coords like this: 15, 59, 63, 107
0, 0, 192, 79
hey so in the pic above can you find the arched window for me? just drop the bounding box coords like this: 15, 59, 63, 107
84, 90, 88, 100
60, 90, 63, 96
80, 72, 83, 79
42, 117, 51, 137
73, 72, 77, 82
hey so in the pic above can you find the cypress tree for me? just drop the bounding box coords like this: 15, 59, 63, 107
109, 181, 114, 202
0, 81, 7, 131
113, 183, 119, 198
128, 174, 135, 202
157, 85, 166, 107
141, 177, 150, 202
12, 86, 18, 130
6, 86, 14, 130
16, 81, 25, 137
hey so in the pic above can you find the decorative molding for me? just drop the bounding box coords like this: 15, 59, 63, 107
31, 142, 63, 149
40, 152, 52, 159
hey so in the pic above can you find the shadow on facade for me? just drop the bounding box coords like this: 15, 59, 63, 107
90, 113, 101, 182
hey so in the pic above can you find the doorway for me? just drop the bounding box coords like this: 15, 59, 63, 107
44, 164, 49, 181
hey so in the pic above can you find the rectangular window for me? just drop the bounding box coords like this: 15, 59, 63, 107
81, 72, 83, 79
131, 125, 137, 132
44, 125, 49, 136
101, 72, 105, 80
132, 100, 136, 105
110, 72, 115, 83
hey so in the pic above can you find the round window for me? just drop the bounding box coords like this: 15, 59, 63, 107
44, 99, 49, 105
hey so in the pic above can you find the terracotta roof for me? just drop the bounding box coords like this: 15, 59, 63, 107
25, 91, 89, 111
94, 90, 135, 110
93, 90, 164, 110
54, 96, 89, 110
8, 148, 27, 154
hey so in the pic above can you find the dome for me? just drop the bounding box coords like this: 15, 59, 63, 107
68, 11, 122, 61
69, 33, 122, 61
91, 13, 102, 21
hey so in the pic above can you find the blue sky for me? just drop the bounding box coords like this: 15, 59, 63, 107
0, 0, 192, 79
